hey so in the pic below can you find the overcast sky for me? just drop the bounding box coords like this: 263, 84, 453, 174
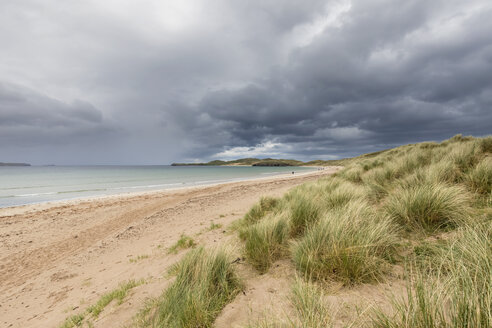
1, 0, 491, 164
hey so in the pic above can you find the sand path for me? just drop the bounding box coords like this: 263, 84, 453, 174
0, 168, 339, 328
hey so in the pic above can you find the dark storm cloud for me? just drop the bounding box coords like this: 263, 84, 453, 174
1, 0, 491, 163
168, 0, 492, 160
0, 82, 117, 147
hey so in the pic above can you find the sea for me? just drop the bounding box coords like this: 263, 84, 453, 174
0, 165, 316, 208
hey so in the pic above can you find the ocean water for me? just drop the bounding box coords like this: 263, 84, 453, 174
0, 165, 315, 208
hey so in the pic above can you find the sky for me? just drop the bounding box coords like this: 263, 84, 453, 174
1, 0, 491, 165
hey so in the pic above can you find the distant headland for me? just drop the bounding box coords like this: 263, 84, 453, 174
172, 157, 344, 167
171, 150, 391, 167
0, 162, 31, 166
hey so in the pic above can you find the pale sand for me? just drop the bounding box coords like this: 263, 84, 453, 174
0, 167, 340, 328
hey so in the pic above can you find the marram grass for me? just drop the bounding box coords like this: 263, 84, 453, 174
371, 221, 492, 328
243, 196, 280, 225
136, 247, 242, 328
385, 182, 472, 232
242, 214, 290, 273
292, 202, 398, 285
288, 194, 321, 237
466, 157, 492, 195
246, 278, 333, 328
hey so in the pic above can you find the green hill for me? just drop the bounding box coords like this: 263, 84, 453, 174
171, 158, 304, 166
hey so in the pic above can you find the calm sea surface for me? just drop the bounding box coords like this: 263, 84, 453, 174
0, 165, 315, 208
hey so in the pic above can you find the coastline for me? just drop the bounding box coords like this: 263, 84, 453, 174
0, 166, 340, 328
0, 166, 333, 217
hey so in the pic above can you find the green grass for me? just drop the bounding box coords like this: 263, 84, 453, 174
136, 247, 242, 328
323, 180, 368, 209
129, 254, 150, 263
87, 280, 143, 318
292, 202, 398, 285
208, 222, 223, 230
288, 193, 321, 237
246, 278, 332, 328
167, 234, 196, 254
59, 280, 143, 327
59, 314, 85, 328
290, 278, 332, 328
372, 222, 492, 327
466, 157, 492, 195
243, 196, 280, 225
242, 215, 290, 273
385, 182, 471, 232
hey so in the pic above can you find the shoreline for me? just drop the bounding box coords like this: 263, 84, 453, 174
0, 166, 339, 328
0, 167, 335, 217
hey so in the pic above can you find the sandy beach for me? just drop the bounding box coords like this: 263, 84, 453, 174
0, 167, 339, 328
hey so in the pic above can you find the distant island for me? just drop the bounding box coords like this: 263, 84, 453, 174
172, 158, 303, 167
173, 157, 342, 167
171, 150, 390, 167
0, 162, 31, 166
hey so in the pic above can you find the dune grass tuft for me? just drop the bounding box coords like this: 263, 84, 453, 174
289, 194, 321, 237
137, 247, 242, 328
292, 202, 398, 285
129, 254, 149, 263
243, 215, 290, 273
243, 196, 280, 225
59, 314, 85, 328
246, 278, 333, 328
479, 135, 492, 153
208, 222, 223, 230
323, 181, 368, 209
385, 182, 471, 232
466, 157, 492, 195
447, 142, 479, 172
87, 280, 143, 318
167, 234, 196, 254
290, 278, 332, 328
372, 221, 492, 328
59, 280, 143, 327
337, 166, 363, 183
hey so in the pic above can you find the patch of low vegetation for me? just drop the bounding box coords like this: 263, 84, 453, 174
59, 314, 85, 328
88, 280, 144, 318
293, 202, 398, 284
242, 214, 290, 272
372, 221, 492, 327
289, 193, 321, 237
290, 278, 333, 327
466, 157, 492, 195
167, 234, 196, 254
243, 196, 280, 225
59, 280, 143, 327
247, 278, 333, 328
208, 222, 223, 230
129, 254, 149, 263
385, 182, 471, 232
134, 247, 242, 328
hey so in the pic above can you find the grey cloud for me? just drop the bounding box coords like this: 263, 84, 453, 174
0, 82, 117, 147
1, 0, 491, 163
166, 0, 492, 160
